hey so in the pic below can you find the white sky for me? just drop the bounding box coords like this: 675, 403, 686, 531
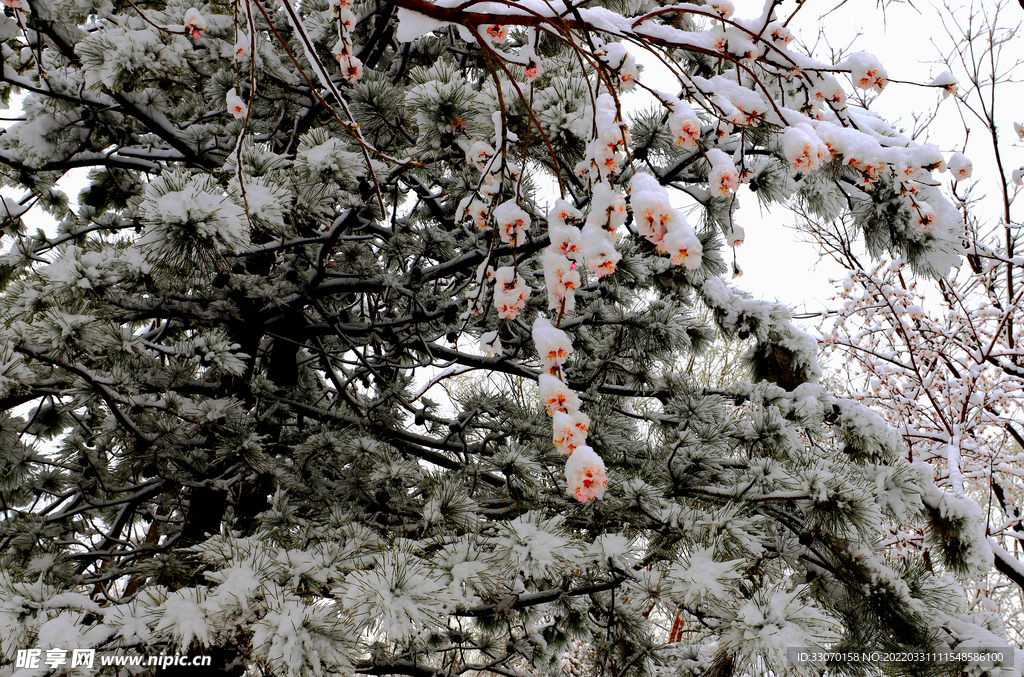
731, 0, 1024, 316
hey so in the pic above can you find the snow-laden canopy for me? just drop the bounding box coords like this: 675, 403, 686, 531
0, 0, 1015, 675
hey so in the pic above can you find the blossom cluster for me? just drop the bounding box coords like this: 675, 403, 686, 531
226, 88, 248, 119
595, 41, 638, 91
579, 93, 632, 183
183, 7, 206, 39
439, 19, 973, 510
636, 40, 970, 253
582, 182, 625, 279
493, 200, 531, 246
493, 266, 531, 320
543, 200, 583, 315
706, 148, 739, 197
629, 172, 702, 268
330, 0, 363, 82
781, 124, 827, 173
846, 52, 888, 93
667, 97, 701, 150
457, 114, 523, 245
533, 318, 607, 502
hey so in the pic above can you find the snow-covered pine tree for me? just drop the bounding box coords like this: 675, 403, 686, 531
0, 0, 1014, 676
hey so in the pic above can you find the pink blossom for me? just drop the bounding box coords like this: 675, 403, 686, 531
664, 221, 703, 269
183, 7, 207, 38
589, 94, 631, 179
767, 21, 792, 44
726, 225, 744, 248
810, 75, 846, 108
494, 200, 531, 246
706, 149, 738, 196
565, 445, 608, 502
708, 0, 734, 19
553, 410, 590, 455
332, 36, 363, 84
339, 54, 364, 83
598, 44, 637, 91
580, 225, 621, 278
338, 7, 356, 30
930, 71, 958, 99
549, 221, 583, 260
466, 140, 493, 173
523, 48, 545, 81
548, 199, 583, 227
543, 248, 580, 314
847, 52, 887, 93
466, 199, 490, 231
630, 172, 676, 249
493, 266, 531, 320
782, 125, 826, 173
586, 183, 627, 233
539, 373, 579, 416
911, 201, 935, 233
668, 99, 701, 150
226, 88, 248, 119
533, 317, 573, 374
948, 152, 972, 181
484, 24, 507, 43
548, 203, 583, 261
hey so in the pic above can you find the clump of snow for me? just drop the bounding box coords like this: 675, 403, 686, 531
495, 512, 577, 580
930, 71, 958, 98
580, 224, 621, 278
338, 552, 454, 641
138, 171, 248, 269
395, 7, 448, 42
154, 588, 212, 648
479, 331, 501, 355
669, 547, 743, 605
721, 584, 840, 669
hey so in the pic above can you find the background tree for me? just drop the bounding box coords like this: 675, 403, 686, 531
0, 0, 1015, 676
809, 0, 1024, 647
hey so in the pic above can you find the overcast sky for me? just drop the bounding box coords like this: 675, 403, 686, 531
732, 0, 1024, 316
